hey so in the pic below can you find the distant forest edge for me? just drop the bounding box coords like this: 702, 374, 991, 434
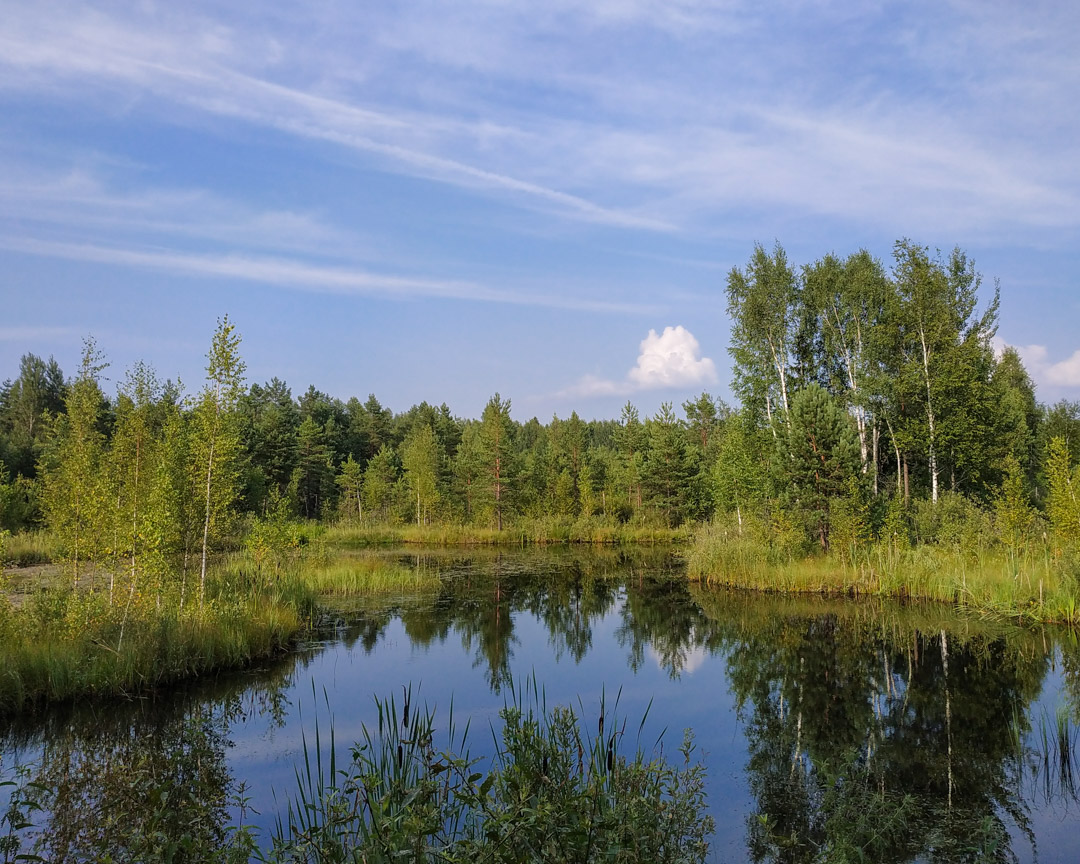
1, 239, 1079, 569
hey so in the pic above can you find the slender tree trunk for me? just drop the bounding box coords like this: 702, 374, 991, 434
941, 630, 953, 810
919, 328, 939, 504
495, 453, 502, 532
73, 489, 80, 593
180, 549, 189, 611
200, 394, 219, 609
872, 423, 880, 496
884, 414, 901, 497
767, 337, 791, 422
200, 435, 215, 607
838, 336, 869, 473
119, 438, 141, 652
764, 393, 777, 439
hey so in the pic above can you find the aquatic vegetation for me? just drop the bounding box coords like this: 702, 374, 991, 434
271, 682, 714, 863
0, 579, 307, 715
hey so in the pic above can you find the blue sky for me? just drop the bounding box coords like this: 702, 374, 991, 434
1, 0, 1078, 420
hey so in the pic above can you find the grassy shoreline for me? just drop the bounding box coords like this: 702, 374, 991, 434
323, 520, 692, 548
687, 523, 1079, 624
0, 548, 442, 715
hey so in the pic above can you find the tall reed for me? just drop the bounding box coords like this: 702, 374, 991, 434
271, 678, 714, 863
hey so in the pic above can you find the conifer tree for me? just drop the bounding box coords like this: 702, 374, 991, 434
292, 416, 335, 518
336, 454, 364, 522
453, 424, 485, 523
615, 402, 645, 513
644, 403, 692, 527
480, 394, 513, 531
363, 445, 399, 522
773, 385, 861, 551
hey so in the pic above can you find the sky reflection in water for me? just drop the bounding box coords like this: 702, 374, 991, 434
4, 546, 1080, 862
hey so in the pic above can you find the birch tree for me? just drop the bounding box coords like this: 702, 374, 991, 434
892, 242, 998, 504
111, 362, 164, 646
42, 339, 109, 591
804, 250, 891, 486
402, 423, 440, 525
191, 318, 246, 607
726, 242, 799, 434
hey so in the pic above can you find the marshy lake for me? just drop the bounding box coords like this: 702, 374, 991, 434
4, 546, 1080, 862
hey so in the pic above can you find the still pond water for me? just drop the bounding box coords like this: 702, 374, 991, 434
5, 546, 1080, 862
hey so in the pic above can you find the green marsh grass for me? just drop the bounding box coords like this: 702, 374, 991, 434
0, 531, 61, 567
297, 553, 440, 595
0, 577, 309, 715
688, 522, 1079, 624
324, 518, 691, 549
0, 539, 446, 713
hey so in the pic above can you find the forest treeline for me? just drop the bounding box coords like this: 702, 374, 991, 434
0, 330, 724, 548
2, 240, 1080, 564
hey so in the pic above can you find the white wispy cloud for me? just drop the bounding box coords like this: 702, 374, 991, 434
2, 1, 1077, 241
561, 325, 717, 398
0, 168, 362, 258
0, 236, 651, 314
0, 6, 671, 231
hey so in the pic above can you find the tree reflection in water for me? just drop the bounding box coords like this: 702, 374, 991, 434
5, 549, 1080, 861
0, 663, 293, 861
693, 591, 1067, 864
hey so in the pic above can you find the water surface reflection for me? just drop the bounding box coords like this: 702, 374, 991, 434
3, 547, 1080, 862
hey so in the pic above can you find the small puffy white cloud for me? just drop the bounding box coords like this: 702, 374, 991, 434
627, 325, 717, 390
1015, 343, 1080, 388
559, 324, 717, 398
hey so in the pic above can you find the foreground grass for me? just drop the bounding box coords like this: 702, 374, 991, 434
687, 523, 1079, 624
325, 518, 691, 548
272, 682, 713, 864
0, 681, 714, 863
